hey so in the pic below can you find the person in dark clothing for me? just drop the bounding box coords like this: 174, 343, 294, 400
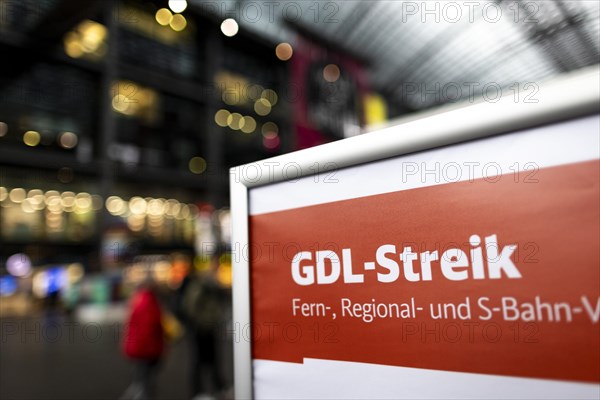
177, 256, 226, 400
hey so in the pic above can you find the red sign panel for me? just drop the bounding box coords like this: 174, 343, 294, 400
250, 160, 600, 383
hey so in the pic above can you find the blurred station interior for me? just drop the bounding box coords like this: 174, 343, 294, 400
0, 0, 599, 399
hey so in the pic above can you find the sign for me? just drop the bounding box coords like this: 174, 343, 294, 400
231, 67, 600, 399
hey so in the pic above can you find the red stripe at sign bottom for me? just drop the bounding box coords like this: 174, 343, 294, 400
250, 160, 600, 383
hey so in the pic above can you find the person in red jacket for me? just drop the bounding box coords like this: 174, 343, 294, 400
121, 282, 164, 400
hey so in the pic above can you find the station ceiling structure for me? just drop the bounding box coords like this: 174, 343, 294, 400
198, 0, 600, 110
1, 0, 598, 114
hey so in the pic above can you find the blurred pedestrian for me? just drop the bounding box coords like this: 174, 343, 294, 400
177, 255, 226, 400
121, 280, 164, 400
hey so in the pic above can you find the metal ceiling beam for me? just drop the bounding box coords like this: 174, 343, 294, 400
555, 0, 599, 66
337, 2, 386, 51
368, 3, 424, 67
283, 18, 371, 67
337, 2, 383, 51
340, 2, 385, 50
385, 21, 470, 96
514, 0, 570, 73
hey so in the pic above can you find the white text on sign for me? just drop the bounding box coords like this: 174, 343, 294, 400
291, 234, 521, 285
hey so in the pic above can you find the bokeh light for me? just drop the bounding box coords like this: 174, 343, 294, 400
155, 8, 173, 26
168, 0, 188, 13
106, 196, 127, 216
241, 116, 257, 134
63, 20, 107, 60
254, 98, 272, 116
323, 64, 341, 82
221, 18, 239, 37
23, 131, 41, 147
129, 197, 147, 215
58, 132, 78, 149
263, 134, 281, 150
6, 253, 32, 277
275, 43, 293, 61
261, 89, 278, 106
261, 122, 279, 137
170, 14, 187, 32
9, 188, 26, 203
188, 157, 207, 174
214, 109, 230, 127
227, 113, 244, 130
